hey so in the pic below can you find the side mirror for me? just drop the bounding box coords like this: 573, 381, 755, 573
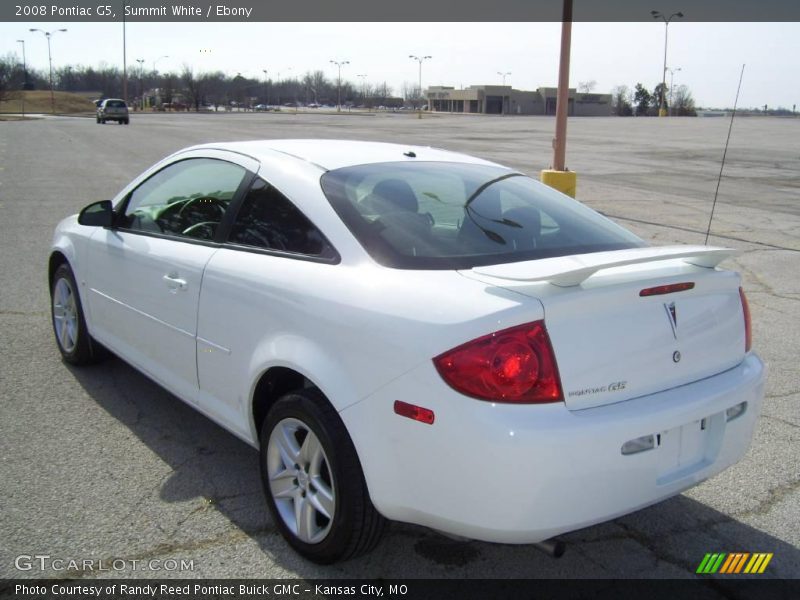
78, 200, 114, 227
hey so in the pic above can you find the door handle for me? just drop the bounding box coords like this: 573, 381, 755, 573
163, 273, 188, 291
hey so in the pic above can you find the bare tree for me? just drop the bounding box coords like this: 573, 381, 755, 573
611, 85, 633, 116
578, 80, 597, 93
182, 65, 203, 111
672, 84, 697, 116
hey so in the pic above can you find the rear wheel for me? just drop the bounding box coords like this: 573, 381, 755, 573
124, 118, 130, 125
51, 263, 105, 365
259, 389, 385, 563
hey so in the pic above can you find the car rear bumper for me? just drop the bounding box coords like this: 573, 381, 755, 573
340, 353, 766, 543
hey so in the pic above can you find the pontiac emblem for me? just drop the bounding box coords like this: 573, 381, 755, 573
664, 301, 678, 339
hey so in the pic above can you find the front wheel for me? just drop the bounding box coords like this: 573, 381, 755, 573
260, 389, 385, 563
51, 263, 105, 365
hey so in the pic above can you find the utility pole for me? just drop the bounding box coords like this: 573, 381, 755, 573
540, 0, 577, 197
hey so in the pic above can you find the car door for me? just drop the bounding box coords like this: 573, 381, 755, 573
85, 152, 254, 403
195, 175, 339, 438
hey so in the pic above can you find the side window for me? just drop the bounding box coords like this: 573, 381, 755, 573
121, 158, 246, 241
228, 177, 335, 258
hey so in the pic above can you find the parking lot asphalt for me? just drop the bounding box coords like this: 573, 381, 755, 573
0, 111, 797, 579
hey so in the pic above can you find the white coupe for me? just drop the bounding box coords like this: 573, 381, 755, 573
50, 140, 765, 563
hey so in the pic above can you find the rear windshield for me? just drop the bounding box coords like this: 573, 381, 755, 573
320, 162, 645, 269
105, 100, 126, 108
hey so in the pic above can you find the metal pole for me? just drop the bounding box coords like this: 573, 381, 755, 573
136, 58, 145, 110
552, 0, 572, 172
652, 11, 682, 117
30, 29, 66, 114
667, 67, 680, 116
122, 1, 128, 104
46, 35, 54, 113
660, 22, 669, 116
16, 40, 26, 117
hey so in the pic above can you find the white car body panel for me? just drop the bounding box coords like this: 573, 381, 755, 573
50, 139, 766, 546
341, 353, 764, 543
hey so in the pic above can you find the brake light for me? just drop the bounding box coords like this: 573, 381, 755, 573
433, 321, 563, 404
739, 287, 752, 352
639, 282, 695, 297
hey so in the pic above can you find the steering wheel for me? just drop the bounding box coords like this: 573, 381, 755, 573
181, 221, 218, 240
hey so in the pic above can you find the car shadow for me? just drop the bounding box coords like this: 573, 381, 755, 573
68, 355, 800, 580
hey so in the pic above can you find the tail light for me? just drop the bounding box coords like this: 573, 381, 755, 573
433, 321, 563, 404
739, 287, 752, 352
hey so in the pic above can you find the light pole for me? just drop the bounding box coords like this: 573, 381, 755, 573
651, 10, 683, 117
330, 60, 349, 112
122, 1, 128, 104
409, 55, 431, 116
667, 67, 681, 116
262, 69, 269, 106
16, 39, 26, 117
497, 71, 511, 85
29, 28, 67, 114
135, 58, 145, 110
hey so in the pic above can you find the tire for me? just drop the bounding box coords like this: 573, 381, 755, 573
100, 118, 106, 124
51, 263, 105, 366
96, 116, 100, 124
124, 118, 130, 125
260, 389, 385, 563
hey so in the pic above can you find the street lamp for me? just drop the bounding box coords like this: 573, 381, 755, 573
262, 69, 269, 106
329, 60, 349, 112
651, 9, 683, 117
667, 67, 681, 116
135, 58, 145, 110
409, 55, 431, 115
16, 39, 26, 117
497, 71, 511, 85
29, 28, 67, 114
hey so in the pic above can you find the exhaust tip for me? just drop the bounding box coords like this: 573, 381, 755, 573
534, 538, 566, 558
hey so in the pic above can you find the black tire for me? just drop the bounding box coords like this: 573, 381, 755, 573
100, 118, 105, 124
259, 389, 385, 563
96, 116, 100, 124
124, 118, 130, 125
50, 263, 106, 366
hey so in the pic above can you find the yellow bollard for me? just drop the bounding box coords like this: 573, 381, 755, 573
540, 169, 577, 198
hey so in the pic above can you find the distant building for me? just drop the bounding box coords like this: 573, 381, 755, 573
426, 85, 612, 116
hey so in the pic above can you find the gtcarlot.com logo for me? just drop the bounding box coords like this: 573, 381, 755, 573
14, 554, 195, 573
696, 552, 773, 574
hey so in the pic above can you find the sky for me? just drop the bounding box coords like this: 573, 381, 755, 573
2, 21, 799, 109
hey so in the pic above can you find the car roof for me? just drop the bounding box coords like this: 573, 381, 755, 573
181, 139, 505, 172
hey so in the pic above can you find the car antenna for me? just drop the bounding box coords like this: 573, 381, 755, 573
704, 64, 745, 245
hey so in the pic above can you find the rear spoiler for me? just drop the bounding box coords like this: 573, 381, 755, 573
470, 245, 739, 287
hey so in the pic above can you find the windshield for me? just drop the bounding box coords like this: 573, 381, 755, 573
320, 162, 645, 269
